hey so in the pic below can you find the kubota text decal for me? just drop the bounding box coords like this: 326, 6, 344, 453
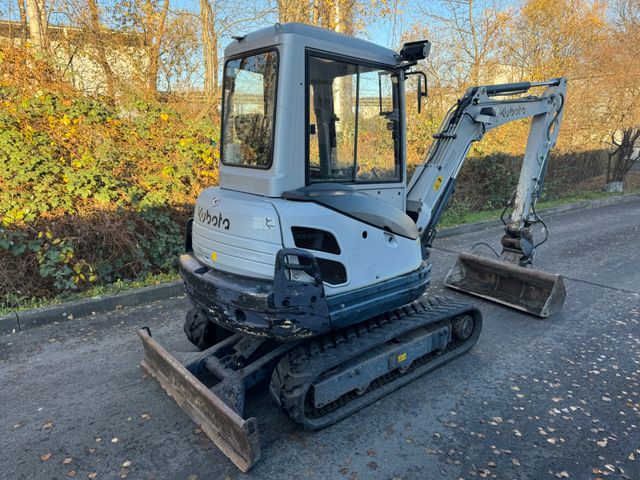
197, 207, 231, 230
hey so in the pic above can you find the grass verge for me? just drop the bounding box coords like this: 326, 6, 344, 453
438, 190, 637, 228
0, 271, 180, 316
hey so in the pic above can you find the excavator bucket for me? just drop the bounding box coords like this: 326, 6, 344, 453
444, 253, 566, 318
137, 329, 261, 472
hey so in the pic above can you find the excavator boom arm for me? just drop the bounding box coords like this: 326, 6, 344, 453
406, 78, 567, 254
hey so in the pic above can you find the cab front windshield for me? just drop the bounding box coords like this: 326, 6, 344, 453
307, 55, 401, 183
221, 50, 278, 168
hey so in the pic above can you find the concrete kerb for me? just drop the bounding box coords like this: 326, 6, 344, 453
2, 192, 639, 335
0, 312, 19, 335
2, 280, 185, 334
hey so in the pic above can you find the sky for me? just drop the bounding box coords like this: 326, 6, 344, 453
167, 0, 421, 50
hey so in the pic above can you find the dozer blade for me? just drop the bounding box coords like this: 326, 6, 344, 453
137, 329, 260, 472
444, 253, 566, 317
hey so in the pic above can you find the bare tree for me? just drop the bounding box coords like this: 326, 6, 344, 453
198, 0, 276, 109
595, 4, 640, 189
606, 128, 640, 186
417, 0, 509, 86
612, 0, 640, 31
158, 9, 201, 93
112, 0, 170, 97
145, 0, 170, 95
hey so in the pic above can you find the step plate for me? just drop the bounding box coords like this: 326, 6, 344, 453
138, 329, 260, 472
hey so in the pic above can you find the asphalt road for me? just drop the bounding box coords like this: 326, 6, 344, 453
1, 200, 639, 480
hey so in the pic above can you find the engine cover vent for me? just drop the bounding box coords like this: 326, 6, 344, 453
317, 258, 347, 285
291, 227, 341, 255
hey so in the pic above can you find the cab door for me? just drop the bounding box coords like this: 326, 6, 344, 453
306, 52, 406, 210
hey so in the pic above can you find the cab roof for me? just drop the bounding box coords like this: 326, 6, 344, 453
224, 22, 402, 67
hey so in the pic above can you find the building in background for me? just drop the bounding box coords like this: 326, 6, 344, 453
0, 20, 146, 95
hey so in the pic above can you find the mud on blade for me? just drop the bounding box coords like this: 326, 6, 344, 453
444, 253, 566, 318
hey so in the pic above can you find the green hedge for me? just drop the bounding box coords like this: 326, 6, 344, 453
0, 46, 219, 309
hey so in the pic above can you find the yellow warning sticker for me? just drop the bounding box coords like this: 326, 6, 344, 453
210, 251, 217, 262
434, 175, 444, 192
397, 352, 408, 363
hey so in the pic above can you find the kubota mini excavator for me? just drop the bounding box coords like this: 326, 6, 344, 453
138, 23, 567, 471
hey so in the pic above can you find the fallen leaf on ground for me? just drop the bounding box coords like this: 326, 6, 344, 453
629, 452, 635, 461
63, 457, 73, 464
88, 473, 97, 479
141, 413, 150, 420
596, 439, 608, 447
122, 461, 131, 468
42, 421, 54, 429
111, 437, 119, 443
555, 471, 569, 478
552, 397, 562, 402
512, 458, 520, 466
513, 429, 522, 437
67, 471, 76, 478
40, 453, 52, 461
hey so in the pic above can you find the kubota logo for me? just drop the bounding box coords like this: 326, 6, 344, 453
499, 106, 526, 118
197, 207, 231, 230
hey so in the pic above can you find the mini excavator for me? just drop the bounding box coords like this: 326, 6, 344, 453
138, 23, 567, 471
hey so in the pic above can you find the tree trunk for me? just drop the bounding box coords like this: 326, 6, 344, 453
334, 0, 354, 34
25, 0, 48, 55
200, 0, 216, 100
212, 33, 219, 108
145, 0, 170, 97
18, 0, 28, 46
87, 0, 116, 98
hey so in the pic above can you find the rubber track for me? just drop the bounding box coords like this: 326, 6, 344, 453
269, 296, 482, 430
